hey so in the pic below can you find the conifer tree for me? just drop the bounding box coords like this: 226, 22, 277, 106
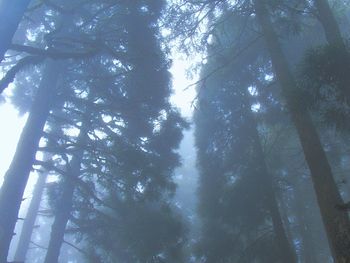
194, 12, 295, 262
13, 156, 49, 262
0, 60, 63, 262
253, 1, 350, 261
70, 1, 188, 261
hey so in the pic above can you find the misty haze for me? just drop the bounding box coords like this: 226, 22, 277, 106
1, 0, 350, 262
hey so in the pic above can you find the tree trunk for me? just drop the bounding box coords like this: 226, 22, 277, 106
313, 0, 350, 102
43, 177, 75, 263
313, 0, 345, 47
253, 1, 350, 262
256, 151, 296, 263
0, 59, 61, 263
293, 182, 318, 263
13, 155, 50, 262
44, 121, 88, 263
0, 0, 32, 65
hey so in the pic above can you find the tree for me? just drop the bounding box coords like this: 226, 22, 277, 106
253, 0, 350, 261
13, 156, 49, 262
18, 1, 189, 262
0, 0, 103, 258
167, 0, 350, 260
67, 1, 188, 261
0, 60, 63, 262
44, 118, 89, 263
194, 12, 295, 261
300, 0, 350, 128
313, 0, 346, 47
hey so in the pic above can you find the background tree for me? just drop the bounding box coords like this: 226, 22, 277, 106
13, 154, 50, 262
0, 59, 63, 262
193, 11, 299, 262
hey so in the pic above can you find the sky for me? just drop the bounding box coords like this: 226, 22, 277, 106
0, 102, 27, 186
170, 58, 198, 118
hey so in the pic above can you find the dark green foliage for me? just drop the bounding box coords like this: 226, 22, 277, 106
300, 44, 350, 99
29, 1, 189, 262
80, 201, 185, 263
194, 11, 285, 263
46, 180, 64, 213
298, 43, 350, 130
195, 79, 279, 262
0, 0, 188, 261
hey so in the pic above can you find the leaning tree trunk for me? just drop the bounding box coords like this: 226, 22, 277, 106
13, 154, 50, 262
44, 119, 89, 263
0, 0, 32, 65
313, 0, 350, 102
0, 59, 61, 262
313, 0, 345, 47
253, 1, 350, 262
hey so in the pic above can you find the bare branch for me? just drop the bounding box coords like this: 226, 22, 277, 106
63, 239, 87, 255
9, 44, 98, 59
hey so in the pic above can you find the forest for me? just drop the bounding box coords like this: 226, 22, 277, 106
1, 0, 350, 262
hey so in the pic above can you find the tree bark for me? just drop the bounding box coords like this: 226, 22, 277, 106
313, 0, 350, 102
43, 177, 75, 263
253, 1, 350, 262
0, 0, 32, 65
0, 59, 61, 263
44, 120, 89, 263
313, 0, 345, 47
13, 155, 50, 262
293, 181, 318, 263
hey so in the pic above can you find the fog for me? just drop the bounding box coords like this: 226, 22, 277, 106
1, 1, 350, 263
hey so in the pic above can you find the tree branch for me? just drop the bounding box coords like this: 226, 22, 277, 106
9, 44, 98, 59
63, 239, 87, 255
0, 56, 44, 93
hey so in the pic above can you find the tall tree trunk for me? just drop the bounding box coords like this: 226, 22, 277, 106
313, 0, 345, 47
44, 120, 89, 263
313, 0, 350, 101
253, 1, 350, 262
0, 59, 61, 263
0, 0, 32, 65
293, 181, 318, 263
13, 155, 50, 262
247, 107, 296, 263
268, 206, 295, 262
43, 177, 75, 263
